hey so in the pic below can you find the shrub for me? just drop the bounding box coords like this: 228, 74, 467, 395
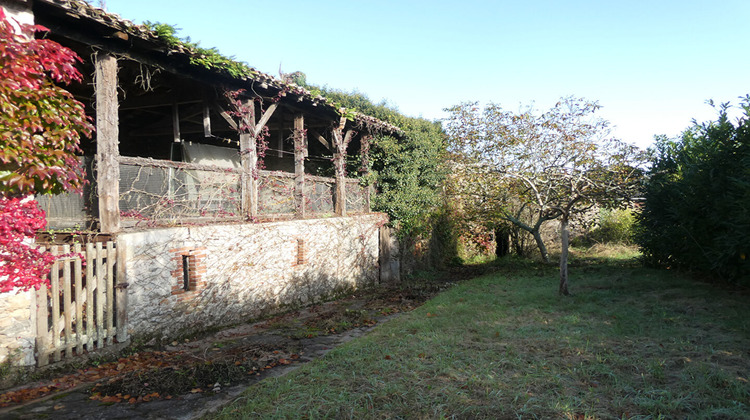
635, 97, 750, 282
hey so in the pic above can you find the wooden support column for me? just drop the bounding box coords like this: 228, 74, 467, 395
293, 114, 306, 218
332, 117, 352, 217
240, 100, 258, 219
95, 52, 120, 233
238, 99, 279, 220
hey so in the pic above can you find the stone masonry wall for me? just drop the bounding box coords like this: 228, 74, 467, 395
0, 291, 36, 366
119, 214, 387, 342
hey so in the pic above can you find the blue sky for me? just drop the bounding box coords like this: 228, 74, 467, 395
101, 0, 749, 149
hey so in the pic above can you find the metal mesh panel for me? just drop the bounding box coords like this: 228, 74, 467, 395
36, 157, 96, 230
119, 163, 241, 223
304, 176, 335, 215
345, 182, 368, 213
258, 172, 295, 215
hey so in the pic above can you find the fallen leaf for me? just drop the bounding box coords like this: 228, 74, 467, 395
53, 404, 65, 410
190, 388, 202, 394
384, 355, 392, 360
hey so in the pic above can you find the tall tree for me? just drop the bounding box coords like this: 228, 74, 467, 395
446, 97, 644, 295
0, 9, 92, 292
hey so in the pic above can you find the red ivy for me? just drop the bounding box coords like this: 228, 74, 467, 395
0, 197, 54, 293
0, 9, 92, 293
0, 8, 93, 196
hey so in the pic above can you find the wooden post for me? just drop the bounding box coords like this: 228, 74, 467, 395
240, 100, 258, 219
294, 114, 306, 218
332, 118, 351, 217
95, 53, 120, 233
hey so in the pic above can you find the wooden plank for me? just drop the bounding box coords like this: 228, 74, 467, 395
62, 244, 72, 359
36, 247, 50, 367
85, 242, 95, 351
95, 52, 120, 234
73, 243, 83, 355
115, 242, 129, 343
95, 242, 104, 348
106, 242, 116, 345
50, 253, 60, 362
294, 114, 306, 218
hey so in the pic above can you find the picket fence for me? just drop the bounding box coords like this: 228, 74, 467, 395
35, 242, 128, 366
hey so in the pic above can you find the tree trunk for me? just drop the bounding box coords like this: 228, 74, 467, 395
494, 226, 510, 257
532, 230, 550, 263
559, 213, 570, 296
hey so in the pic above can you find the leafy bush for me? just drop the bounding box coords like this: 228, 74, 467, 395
591, 208, 636, 244
635, 97, 750, 282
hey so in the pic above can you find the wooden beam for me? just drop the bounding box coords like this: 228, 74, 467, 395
254, 102, 278, 134
171, 101, 180, 143
294, 114, 306, 218
213, 101, 239, 131
308, 129, 331, 150
203, 102, 211, 137
95, 52, 120, 233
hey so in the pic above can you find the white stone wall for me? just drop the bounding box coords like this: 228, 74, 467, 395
0, 290, 36, 366
119, 214, 386, 341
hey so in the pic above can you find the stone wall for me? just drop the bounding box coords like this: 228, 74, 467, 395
119, 214, 387, 342
0, 291, 36, 366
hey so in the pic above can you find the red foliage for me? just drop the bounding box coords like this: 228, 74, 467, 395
0, 197, 54, 293
0, 8, 93, 292
0, 8, 93, 196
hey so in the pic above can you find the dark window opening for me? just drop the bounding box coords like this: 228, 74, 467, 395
182, 254, 191, 290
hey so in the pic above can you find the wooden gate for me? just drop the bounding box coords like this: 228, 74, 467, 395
35, 241, 128, 366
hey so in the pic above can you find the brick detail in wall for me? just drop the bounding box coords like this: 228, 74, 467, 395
294, 238, 306, 266
169, 247, 207, 296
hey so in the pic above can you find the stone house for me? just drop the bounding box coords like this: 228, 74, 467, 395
0, 0, 400, 367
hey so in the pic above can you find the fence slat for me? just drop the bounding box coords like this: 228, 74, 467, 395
106, 242, 115, 345
36, 246, 50, 367
50, 253, 61, 362
86, 242, 95, 351
96, 242, 105, 348
62, 244, 73, 358
74, 243, 83, 355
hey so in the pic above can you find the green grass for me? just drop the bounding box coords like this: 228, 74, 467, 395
213, 254, 750, 419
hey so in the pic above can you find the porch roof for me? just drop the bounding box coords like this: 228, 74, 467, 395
33, 0, 403, 137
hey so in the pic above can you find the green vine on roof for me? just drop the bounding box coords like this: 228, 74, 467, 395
143, 21, 257, 79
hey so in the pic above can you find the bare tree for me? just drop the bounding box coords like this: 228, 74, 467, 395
445, 97, 644, 295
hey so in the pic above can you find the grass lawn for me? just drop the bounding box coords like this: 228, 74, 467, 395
213, 249, 750, 419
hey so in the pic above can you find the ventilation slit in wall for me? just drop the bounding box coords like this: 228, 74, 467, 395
182, 254, 191, 290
